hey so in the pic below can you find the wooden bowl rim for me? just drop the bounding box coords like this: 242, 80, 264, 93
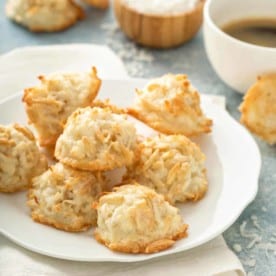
115, 0, 205, 19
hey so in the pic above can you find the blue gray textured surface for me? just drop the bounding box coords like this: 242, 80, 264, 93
0, 3, 275, 275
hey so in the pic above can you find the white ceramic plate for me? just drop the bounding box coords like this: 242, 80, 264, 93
0, 78, 261, 262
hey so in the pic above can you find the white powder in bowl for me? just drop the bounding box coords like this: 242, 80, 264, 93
122, 0, 199, 15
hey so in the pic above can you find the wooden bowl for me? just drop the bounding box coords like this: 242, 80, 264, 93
113, 0, 205, 49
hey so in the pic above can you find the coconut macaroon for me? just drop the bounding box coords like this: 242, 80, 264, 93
0, 124, 47, 193
28, 162, 105, 232
91, 98, 126, 114
94, 184, 188, 254
55, 106, 137, 171
128, 74, 212, 137
126, 134, 207, 204
5, 0, 84, 32
82, 0, 109, 9
240, 74, 276, 145
23, 67, 101, 147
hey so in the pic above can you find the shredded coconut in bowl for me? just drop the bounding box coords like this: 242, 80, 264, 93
122, 0, 199, 15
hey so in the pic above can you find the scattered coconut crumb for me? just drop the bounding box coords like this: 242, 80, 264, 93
243, 258, 256, 267
100, 21, 155, 77
233, 244, 242, 253
257, 243, 276, 252
261, 206, 267, 212
247, 236, 262, 249
251, 215, 257, 220
259, 242, 275, 260
240, 221, 262, 249
251, 215, 262, 231
270, 237, 276, 243
240, 221, 253, 238
265, 249, 270, 260
100, 22, 119, 33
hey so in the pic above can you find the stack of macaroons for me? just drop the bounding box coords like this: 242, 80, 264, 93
1, 70, 212, 254
23, 68, 138, 232
28, 104, 138, 232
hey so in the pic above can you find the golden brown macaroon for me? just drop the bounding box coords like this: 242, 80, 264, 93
91, 98, 126, 114
240, 74, 276, 145
5, 0, 84, 32
28, 162, 105, 232
55, 106, 137, 171
82, 0, 109, 9
23, 67, 101, 147
126, 134, 207, 204
94, 184, 188, 254
0, 124, 47, 193
128, 74, 212, 137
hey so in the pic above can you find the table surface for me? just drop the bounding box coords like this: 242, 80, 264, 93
0, 3, 275, 276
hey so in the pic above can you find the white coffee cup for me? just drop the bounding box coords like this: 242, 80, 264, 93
203, 0, 276, 94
